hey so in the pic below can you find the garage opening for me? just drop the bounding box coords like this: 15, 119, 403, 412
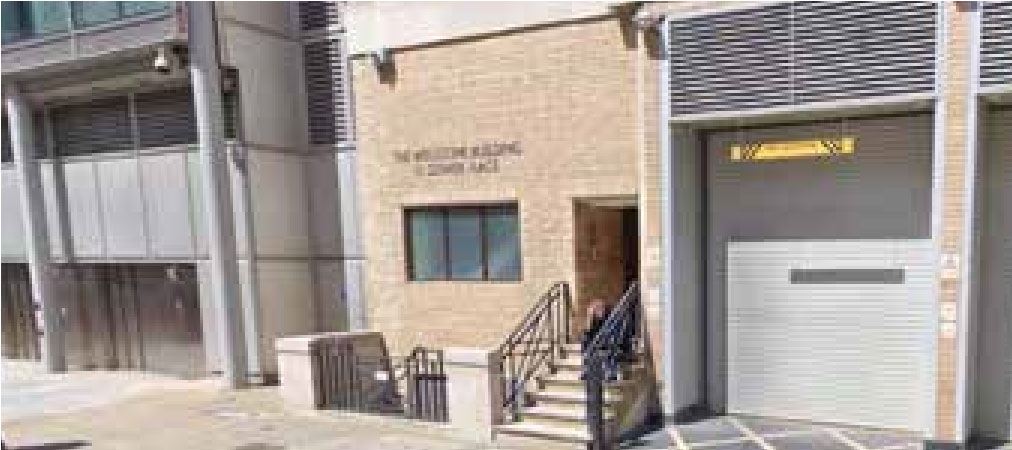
702, 112, 935, 432
974, 106, 1012, 440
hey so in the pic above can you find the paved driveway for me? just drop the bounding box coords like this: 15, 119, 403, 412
0, 360, 495, 450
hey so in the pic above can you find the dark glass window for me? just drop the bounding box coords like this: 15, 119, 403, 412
406, 205, 521, 281
2, 1, 170, 43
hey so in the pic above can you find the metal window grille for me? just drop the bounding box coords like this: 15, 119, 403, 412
982, 1, 1012, 87
669, 2, 937, 116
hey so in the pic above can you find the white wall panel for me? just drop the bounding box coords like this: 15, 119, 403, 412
40, 164, 66, 259
249, 151, 310, 257
63, 162, 105, 257
256, 260, 315, 374
1, 168, 26, 258
186, 152, 208, 257
141, 152, 197, 257
95, 158, 147, 257
726, 239, 935, 433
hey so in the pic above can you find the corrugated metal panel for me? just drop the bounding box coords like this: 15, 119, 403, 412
51, 97, 132, 156
975, 108, 1012, 439
298, 1, 340, 31
982, 1, 1012, 87
140, 152, 197, 257
303, 37, 348, 145
135, 89, 198, 148
669, 2, 936, 115
727, 240, 934, 432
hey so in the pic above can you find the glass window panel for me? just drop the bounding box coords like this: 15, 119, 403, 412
73, 2, 121, 27
447, 209, 483, 280
2, 2, 29, 42
409, 211, 447, 281
485, 207, 521, 280
121, 1, 169, 16
29, 1, 69, 34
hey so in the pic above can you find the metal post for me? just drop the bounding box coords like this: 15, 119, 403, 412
187, 1, 247, 388
4, 84, 66, 372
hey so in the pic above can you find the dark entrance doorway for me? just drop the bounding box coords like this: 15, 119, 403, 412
574, 198, 640, 331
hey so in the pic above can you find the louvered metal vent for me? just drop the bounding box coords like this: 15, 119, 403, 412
304, 37, 348, 145
52, 97, 132, 157
136, 89, 199, 148
298, 2, 340, 31
982, 1, 1012, 88
669, 2, 937, 116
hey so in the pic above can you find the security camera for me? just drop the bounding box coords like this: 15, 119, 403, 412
152, 45, 179, 74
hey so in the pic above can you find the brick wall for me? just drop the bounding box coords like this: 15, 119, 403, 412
353, 16, 642, 355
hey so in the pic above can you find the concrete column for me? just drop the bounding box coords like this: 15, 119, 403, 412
188, 1, 247, 388
445, 348, 503, 444
3, 85, 66, 372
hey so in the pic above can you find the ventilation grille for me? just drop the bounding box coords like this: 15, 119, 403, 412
982, 1, 1012, 87
52, 97, 132, 157
669, 2, 937, 116
136, 88, 198, 148
298, 1, 340, 31
304, 37, 348, 145
2, 116, 11, 162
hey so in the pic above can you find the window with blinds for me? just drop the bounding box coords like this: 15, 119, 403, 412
51, 96, 133, 157
982, 1, 1012, 88
668, 2, 937, 116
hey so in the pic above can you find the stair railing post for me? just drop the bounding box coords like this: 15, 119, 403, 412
586, 352, 608, 450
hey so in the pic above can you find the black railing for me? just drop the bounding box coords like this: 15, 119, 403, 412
497, 282, 572, 421
584, 282, 641, 450
317, 342, 448, 422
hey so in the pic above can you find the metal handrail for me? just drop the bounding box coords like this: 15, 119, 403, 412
584, 282, 641, 450
496, 281, 572, 421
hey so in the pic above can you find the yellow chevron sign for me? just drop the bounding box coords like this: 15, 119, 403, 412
730, 137, 856, 161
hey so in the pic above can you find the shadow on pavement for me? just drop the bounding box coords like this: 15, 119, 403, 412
6, 441, 90, 450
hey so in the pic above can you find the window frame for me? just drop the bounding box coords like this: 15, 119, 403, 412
404, 203, 522, 283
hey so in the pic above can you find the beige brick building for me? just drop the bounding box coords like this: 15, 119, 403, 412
342, 1, 1011, 448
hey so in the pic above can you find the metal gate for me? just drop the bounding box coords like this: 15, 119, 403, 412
50, 263, 205, 377
1, 263, 41, 360
317, 341, 448, 422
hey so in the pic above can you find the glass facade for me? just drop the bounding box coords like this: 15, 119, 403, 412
406, 205, 521, 281
1, 1, 169, 43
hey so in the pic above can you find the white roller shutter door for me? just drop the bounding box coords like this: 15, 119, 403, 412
727, 240, 935, 432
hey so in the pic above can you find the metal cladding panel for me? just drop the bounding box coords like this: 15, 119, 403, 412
982, 2, 1012, 88
140, 152, 196, 257
248, 151, 310, 257
1, 168, 26, 258
135, 88, 199, 148
303, 38, 348, 145
669, 2, 936, 115
51, 97, 132, 157
727, 240, 935, 432
298, 1, 340, 31
705, 113, 934, 411
95, 158, 146, 257
975, 108, 1012, 439
62, 161, 105, 257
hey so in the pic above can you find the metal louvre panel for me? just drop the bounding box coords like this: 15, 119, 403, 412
52, 97, 132, 156
135, 88, 198, 148
298, 1, 340, 31
670, 4, 792, 115
304, 38, 348, 145
669, 2, 936, 116
982, 2, 1012, 87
